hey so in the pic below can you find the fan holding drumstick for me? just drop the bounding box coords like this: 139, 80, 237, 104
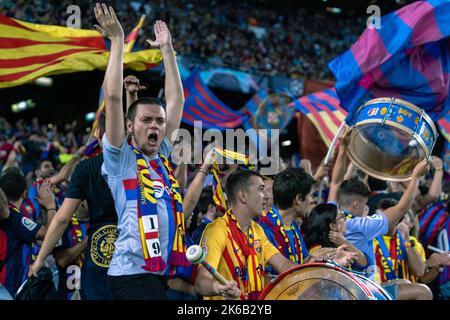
191, 170, 357, 300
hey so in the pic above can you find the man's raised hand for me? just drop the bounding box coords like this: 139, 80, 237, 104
146, 20, 172, 48
93, 3, 124, 41
124, 75, 146, 94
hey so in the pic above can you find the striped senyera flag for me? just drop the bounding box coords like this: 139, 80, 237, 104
182, 68, 249, 130
328, 0, 450, 125
0, 15, 162, 88
289, 87, 347, 147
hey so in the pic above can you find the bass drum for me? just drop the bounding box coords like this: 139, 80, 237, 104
259, 263, 392, 300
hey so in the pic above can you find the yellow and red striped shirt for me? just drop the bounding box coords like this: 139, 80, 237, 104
199, 214, 279, 300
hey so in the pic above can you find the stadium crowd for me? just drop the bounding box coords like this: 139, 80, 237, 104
0, 1, 449, 302
0, 0, 363, 79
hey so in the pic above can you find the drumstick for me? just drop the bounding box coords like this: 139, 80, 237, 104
186, 245, 228, 285
324, 121, 346, 165
428, 245, 449, 255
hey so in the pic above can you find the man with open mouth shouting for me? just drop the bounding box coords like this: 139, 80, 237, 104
94, 3, 187, 299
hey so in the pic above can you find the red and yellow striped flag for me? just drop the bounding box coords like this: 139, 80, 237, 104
125, 15, 146, 53
210, 147, 254, 211
0, 15, 162, 88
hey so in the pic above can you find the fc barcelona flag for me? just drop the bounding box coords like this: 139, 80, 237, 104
289, 88, 347, 147
182, 68, 249, 130
329, 0, 450, 125
0, 15, 162, 88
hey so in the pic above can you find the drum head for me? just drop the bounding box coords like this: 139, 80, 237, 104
347, 124, 426, 181
260, 263, 374, 300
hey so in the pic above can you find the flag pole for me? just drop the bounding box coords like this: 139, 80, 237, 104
323, 121, 346, 165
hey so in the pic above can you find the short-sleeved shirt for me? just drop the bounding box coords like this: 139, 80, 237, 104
0, 209, 40, 296
63, 153, 117, 300
200, 215, 279, 300
101, 134, 173, 276
345, 212, 388, 276
65, 153, 117, 228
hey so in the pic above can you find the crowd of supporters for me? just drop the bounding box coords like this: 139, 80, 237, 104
0, 0, 364, 79
1, 1, 449, 303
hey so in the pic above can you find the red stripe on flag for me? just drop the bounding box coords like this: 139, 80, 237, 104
182, 111, 213, 126
194, 77, 243, 116
0, 15, 38, 31
0, 36, 105, 50
301, 101, 335, 141
0, 59, 61, 82
125, 29, 139, 43
187, 107, 243, 128
313, 90, 346, 113
438, 116, 450, 132
0, 47, 101, 68
194, 96, 240, 120
310, 101, 343, 128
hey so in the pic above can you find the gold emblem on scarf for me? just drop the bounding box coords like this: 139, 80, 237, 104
91, 224, 118, 268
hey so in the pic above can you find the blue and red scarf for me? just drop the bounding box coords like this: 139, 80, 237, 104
131, 146, 189, 273
258, 206, 304, 264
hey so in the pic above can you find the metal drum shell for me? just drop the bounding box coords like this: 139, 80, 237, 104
347, 97, 438, 182
259, 262, 389, 300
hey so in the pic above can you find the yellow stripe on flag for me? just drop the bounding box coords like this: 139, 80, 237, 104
0, 15, 163, 88
13, 18, 102, 38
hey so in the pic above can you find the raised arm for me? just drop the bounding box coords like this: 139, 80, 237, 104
397, 222, 426, 277
328, 133, 349, 203
28, 198, 83, 277
415, 156, 444, 211
48, 154, 81, 186
147, 21, 184, 143
123, 75, 146, 112
183, 149, 216, 218
384, 159, 429, 233
94, 3, 125, 148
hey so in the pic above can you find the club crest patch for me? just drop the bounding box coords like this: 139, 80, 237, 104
90, 225, 118, 268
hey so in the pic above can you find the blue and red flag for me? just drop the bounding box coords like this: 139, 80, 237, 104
328, 0, 450, 125
438, 111, 450, 143
289, 87, 347, 147
182, 68, 249, 130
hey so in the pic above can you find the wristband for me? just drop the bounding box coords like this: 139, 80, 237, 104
198, 168, 209, 176
405, 239, 416, 248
